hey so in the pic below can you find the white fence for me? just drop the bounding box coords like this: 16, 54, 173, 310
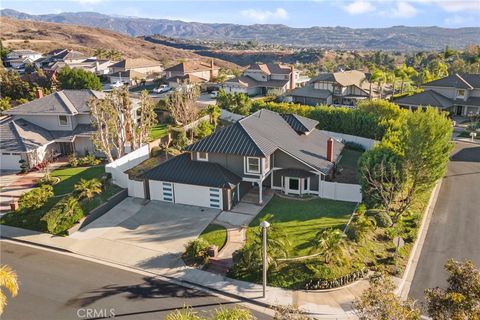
319, 130, 378, 150
220, 109, 244, 123
105, 145, 150, 197
319, 181, 362, 203
183, 114, 210, 131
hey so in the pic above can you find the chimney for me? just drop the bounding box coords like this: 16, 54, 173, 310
289, 65, 295, 90
327, 138, 334, 162
35, 88, 44, 99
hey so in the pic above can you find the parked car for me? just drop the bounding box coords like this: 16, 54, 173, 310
210, 91, 219, 98
153, 85, 171, 94
110, 81, 125, 89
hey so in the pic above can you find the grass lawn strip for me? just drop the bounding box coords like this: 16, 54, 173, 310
200, 224, 228, 251
0, 165, 122, 233
247, 196, 357, 258
149, 124, 169, 140
335, 148, 363, 184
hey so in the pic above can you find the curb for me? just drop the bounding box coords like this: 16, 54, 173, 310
395, 179, 443, 299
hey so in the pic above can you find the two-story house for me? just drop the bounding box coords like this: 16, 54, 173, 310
394, 73, 480, 116
4, 49, 43, 72
109, 58, 163, 83
288, 70, 377, 107
141, 109, 343, 210
36, 49, 88, 70
0, 90, 141, 171
164, 60, 219, 87
221, 63, 302, 96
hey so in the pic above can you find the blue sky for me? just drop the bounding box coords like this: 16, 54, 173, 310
2, 0, 479, 28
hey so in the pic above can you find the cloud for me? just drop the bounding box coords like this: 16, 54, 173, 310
391, 2, 418, 18
240, 8, 288, 23
436, 0, 480, 12
343, 1, 376, 15
76, 0, 104, 4
444, 14, 475, 25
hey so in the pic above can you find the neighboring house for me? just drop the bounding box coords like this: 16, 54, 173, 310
141, 109, 344, 210
36, 49, 88, 70
49, 58, 115, 75
394, 73, 480, 116
109, 70, 146, 86
3, 49, 43, 72
0, 90, 140, 171
5, 49, 43, 62
166, 73, 207, 89
164, 60, 219, 83
110, 58, 163, 78
288, 70, 377, 106
222, 63, 302, 96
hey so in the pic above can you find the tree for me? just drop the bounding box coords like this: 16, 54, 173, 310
369, 68, 387, 98
0, 97, 12, 111
167, 84, 200, 140
0, 265, 19, 316
94, 48, 107, 59
425, 259, 480, 320
311, 228, 346, 264
90, 87, 155, 161
207, 104, 221, 127
57, 67, 102, 91
0, 69, 34, 101
395, 64, 418, 94
74, 178, 102, 200
216, 89, 252, 115
194, 120, 214, 139
354, 273, 421, 320
106, 49, 122, 61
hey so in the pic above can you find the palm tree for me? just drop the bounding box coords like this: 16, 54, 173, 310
74, 178, 102, 199
94, 48, 107, 59
311, 228, 347, 264
395, 64, 418, 94
0, 265, 19, 315
106, 49, 122, 61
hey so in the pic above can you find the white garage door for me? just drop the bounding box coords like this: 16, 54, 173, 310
149, 180, 174, 202
0, 153, 21, 170
174, 183, 222, 209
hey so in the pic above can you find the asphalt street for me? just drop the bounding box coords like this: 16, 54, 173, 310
0, 241, 272, 320
409, 141, 480, 300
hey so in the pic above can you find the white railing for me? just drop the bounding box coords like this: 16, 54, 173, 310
319, 181, 362, 203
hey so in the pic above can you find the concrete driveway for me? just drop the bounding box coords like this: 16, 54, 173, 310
71, 198, 221, 254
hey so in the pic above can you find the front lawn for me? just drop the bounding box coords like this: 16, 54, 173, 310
334, 148, 363, 184
150, 124, 169, 140
200, 224, 228, 251
247, 196, 357, 257
0, 165, 122, 233
458, 130, 480, 140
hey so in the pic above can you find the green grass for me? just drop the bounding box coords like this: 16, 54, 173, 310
200, 224, 228, 250
150, 124, 169, 140
335, 148, 363, 184
247, 196, 357, 257
0, 165, 122, 233
458, 130, 480, 140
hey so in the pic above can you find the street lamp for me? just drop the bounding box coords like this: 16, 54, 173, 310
259, 220, 270, 298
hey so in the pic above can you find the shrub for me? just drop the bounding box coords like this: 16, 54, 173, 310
37, 174, 57, 187
73, 178, 102, 200
194, 120, 214, 138
346, 214, 375, 243
68, 154, 79, 167
213, 306, 256, 320
19, 159, 28, 173
42, 196, 84, 234
18, 184, 54, 210
150, 146, 162, 157
173, 129, 189, 150
374, 211, 393, 228
183, 238, 210, 266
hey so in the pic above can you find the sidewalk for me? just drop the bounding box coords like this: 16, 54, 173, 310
0, 224, 359, 319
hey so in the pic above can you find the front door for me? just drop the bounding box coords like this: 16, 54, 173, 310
456, 106, 464, 116
286, 177, 300, 195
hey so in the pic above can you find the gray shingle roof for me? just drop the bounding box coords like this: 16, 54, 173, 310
423, 74, 480, 89
281, 114, 319, 134
288, 86, 331, 99
142, 153, 241, 188
394, 90, 454, 109
4, 90, 105, 116
0, 117, 54, 152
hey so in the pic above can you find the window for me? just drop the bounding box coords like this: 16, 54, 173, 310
58, 115, 68, 126
304, 178, 308, 191
246, 157, 260, 174
197, 152, 208, 161
263, 156, 270, 172
457, 89, 465, 98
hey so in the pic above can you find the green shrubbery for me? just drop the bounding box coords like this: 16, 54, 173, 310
37, 174, 59, 187
68, 154, 102, 167
183, 238, 211, 266
42, 196, 84, 234
18, 185, 54, 210
194, 120, 214, 138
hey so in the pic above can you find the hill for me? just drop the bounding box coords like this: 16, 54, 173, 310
2, 9, 479, 51
0, 16, 236, 69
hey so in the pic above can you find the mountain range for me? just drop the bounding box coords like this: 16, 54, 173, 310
2, 9, 479, 51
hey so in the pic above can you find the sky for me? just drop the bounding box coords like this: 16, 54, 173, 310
1, 0, 479, 28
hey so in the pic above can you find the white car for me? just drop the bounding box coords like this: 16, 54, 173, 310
110, 81, 125, 88
153, 85, 171, 94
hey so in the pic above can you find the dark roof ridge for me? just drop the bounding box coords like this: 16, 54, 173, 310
455, 73, 474, 90
236, 120, 268, 157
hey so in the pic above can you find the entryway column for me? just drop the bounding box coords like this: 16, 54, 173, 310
258, 180, 263, 204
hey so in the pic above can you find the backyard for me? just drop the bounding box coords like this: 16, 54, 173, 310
0, 165, 122, 233
149, 123, 169, 140
334, 147, 363, 184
